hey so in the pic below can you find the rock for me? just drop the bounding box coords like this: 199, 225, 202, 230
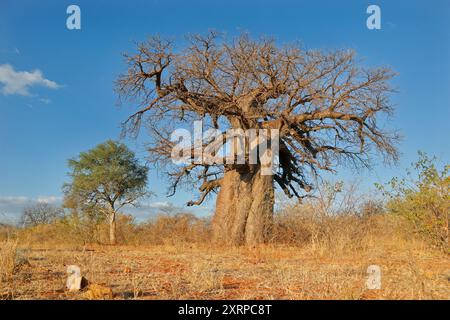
66, 265, 88, 292
82, 284, 113, 300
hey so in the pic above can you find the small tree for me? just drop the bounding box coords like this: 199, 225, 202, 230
20, 202, 64, 227
63, 140, 149, 245
378, 152, 449, 250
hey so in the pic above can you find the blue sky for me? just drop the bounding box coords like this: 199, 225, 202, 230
0, 0, 449, 222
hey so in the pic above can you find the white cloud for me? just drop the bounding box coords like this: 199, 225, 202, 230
129, 200, 213, 221
36, 196, 61, 204
0, 196, 29, 206
0, 196, 213, 224
39, 97, 52, 104
146, 201, 172, 209
0, 64, 60, 96
0, 196, 62, 223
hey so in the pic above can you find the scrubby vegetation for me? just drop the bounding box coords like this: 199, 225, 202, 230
379, 152, 449, 251
8, 153, 447, 252
0, 153, 448, 299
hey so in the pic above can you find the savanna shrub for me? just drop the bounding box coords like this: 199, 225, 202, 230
379, 152, 449, 250
130, 213, 211, 245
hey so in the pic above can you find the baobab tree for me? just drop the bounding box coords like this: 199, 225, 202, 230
116, 32, 398, 245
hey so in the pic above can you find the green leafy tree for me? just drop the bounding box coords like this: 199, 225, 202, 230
63, 140, 149, 244
377, 152, 449, 250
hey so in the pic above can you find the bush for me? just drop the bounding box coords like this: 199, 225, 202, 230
16, 167, 445, 252
271, 202, 386, 253
379, 152, 449, 250
17, 210, 211, 246
19, 203, 64, 228
130, 213, 211, 245
270, 181, 390, 252
0, 223, 17, 242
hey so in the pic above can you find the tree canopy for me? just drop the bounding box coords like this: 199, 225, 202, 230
117, 32, 398, 204
63, 140, 149, 244
116, 32, 399, 244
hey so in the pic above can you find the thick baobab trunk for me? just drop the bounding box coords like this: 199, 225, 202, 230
109, 210, 116, 245
212, 166, 274, 246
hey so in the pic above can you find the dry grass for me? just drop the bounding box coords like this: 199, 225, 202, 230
0, 239, 18, 282
2, 186, 449, 300
15, 213, 211, 247
1, 223, 448, 300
